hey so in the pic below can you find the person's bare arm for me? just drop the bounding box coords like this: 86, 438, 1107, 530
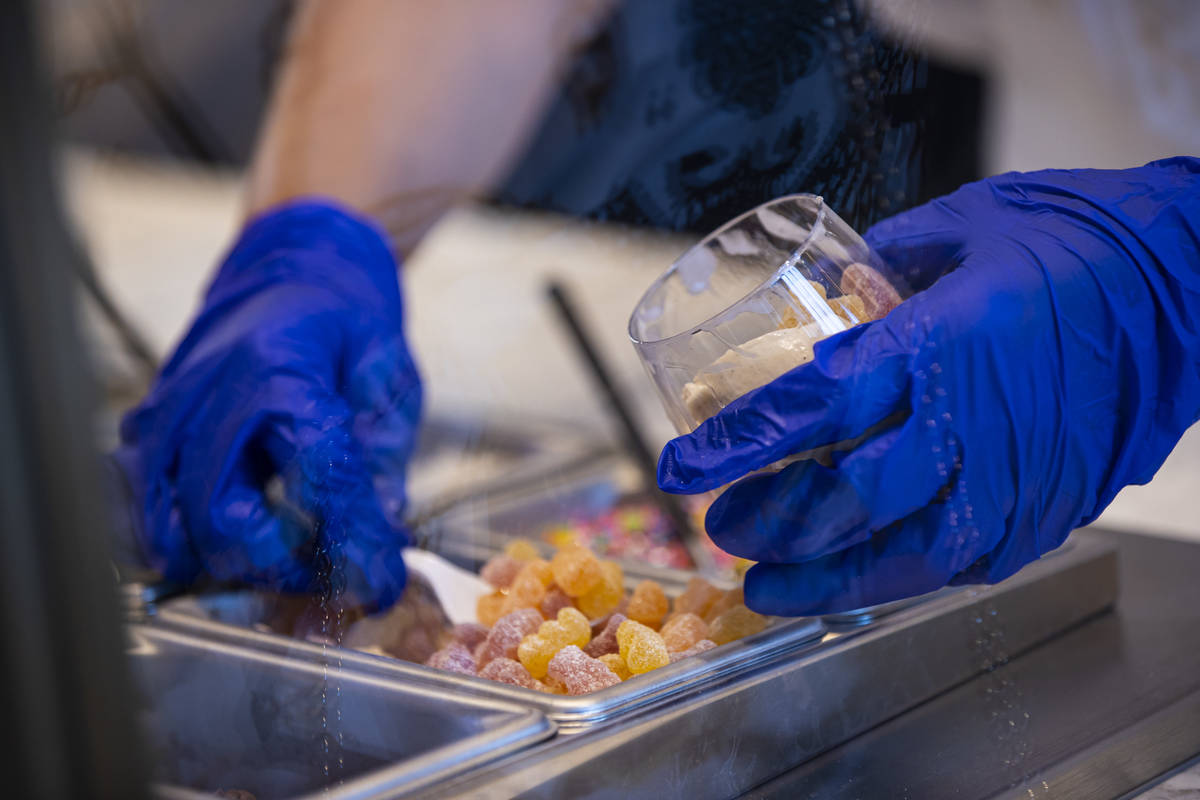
247, 0, 613, 255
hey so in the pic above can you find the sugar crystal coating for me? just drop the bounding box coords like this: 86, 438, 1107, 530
503, 558, 553, 613
539, 585, 576, 619
576, 560, 624, 619
583, 612, 627, 658
673, 577, 723, 619
517, 607, 591, 678
550, 545, 603, 596
627, 580, 669, 628
708, 604, 768, 645
425, 642, 476, 675
660, 612, 709, 652
668, 638, 717, 663
480, 554, 523, 589
616, 619, 670, 674
547, 645, 622, 694
477, 608, 543, 668
840, 262, 902, 320
478, 657, 542, 690
477, 591, 507, 627
598, 653, 632, 681
451, 622, 489, 652
703, 587, 744, 624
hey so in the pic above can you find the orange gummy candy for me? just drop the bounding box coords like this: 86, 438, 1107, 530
504, 558, 553, 613
660, 612, 709, 652
576, 560, 624, 619
708, 604, 769, 645
616, 619, 670, 675
702, 587, 744, 624
626, 580, 669, 628
673, 576, 723, 620
550, 545, 603, 597
477, 591, 507, 627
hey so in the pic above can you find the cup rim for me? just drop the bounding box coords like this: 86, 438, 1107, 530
627, 193, 826, 346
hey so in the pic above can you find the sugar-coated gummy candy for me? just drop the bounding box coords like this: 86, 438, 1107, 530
478, 657, 543, 691
550, 545, 603, 596
708, 604, 769, 645
425, 642, 476, 675
504, 558, 553, 612
547, 645, 622, 695
598, 653, 632, 681
477, 608, 543, 668
668, 638, 717, 663
660, 612, 709, 652
542, 674, 568, 694
451, 622, 489, 652
539, 585, 575, 619
504, 538, 542, 561
616, 620, 670, 675
517, 607, 591, 678
477, 592, 507, 627
583, 612, 627, 658
831, 294, 868, 326
576, 560, 624, 619
702, 587, 744, 624
840, 262, 902, 320
673, 577, 723, 619
480, 554, 523, 589
626, 580, 669, 628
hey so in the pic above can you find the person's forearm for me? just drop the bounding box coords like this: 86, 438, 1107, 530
246, 0, 613, 255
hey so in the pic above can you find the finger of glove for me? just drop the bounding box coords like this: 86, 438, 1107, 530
347, 337, 423, 476
658, 318, 915, 494
705, 419, 953, 563
742, 502, 992, 616
863, 194, 974, 294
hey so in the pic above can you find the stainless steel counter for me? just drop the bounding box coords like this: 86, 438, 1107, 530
743, 528, 1200, 799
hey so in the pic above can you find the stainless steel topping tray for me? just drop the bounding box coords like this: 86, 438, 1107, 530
421, 531, 1120, 800
405, 415, 610, 523
128, 623, 554, 799
155, 596, 827, 733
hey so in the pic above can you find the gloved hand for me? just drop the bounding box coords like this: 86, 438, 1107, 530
111, 200, 421, 610
659, 158, 1200, 615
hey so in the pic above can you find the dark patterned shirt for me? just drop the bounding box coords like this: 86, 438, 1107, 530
494, 0, 981, 234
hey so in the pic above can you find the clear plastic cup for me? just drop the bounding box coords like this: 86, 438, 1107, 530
629, 194, 908, 437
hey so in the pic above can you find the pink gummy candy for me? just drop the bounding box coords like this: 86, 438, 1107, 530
668, 638, 718, 664
476, 608, 543, 668
452, 622, 489, 652
547, 645, 621, 695
480, 554, 523, 589
425, 642, 476, 675
478, 657, 542, 690
584, 613, 627, 658
539, 586, 575, 619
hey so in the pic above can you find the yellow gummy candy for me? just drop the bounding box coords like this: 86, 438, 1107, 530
598, 653, 632, 681
616, 619, 670, 675
517, 607, 591, 678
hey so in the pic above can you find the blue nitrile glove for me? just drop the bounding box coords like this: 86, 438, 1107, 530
111, 200, 421, 610
659, 159, 1200, 615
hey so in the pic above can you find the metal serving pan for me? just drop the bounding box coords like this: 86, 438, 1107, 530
418, 531, 1121, 799
156, 591, 827, 733
128, 623, 554, 799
